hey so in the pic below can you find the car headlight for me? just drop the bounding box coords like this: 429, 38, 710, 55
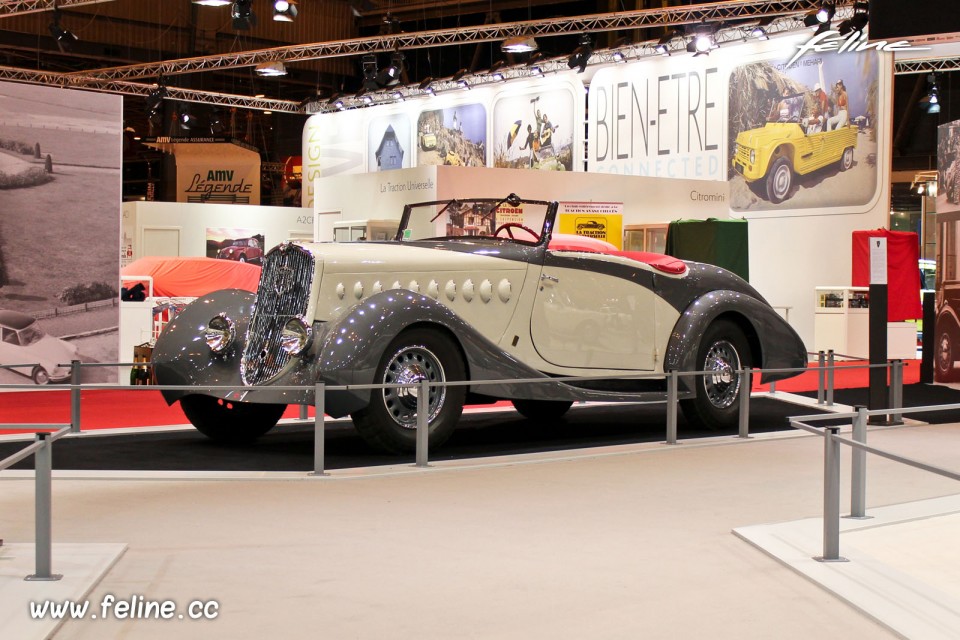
205, 313, 236, 354
280, 316, 313, 355
749, 149, 756, 164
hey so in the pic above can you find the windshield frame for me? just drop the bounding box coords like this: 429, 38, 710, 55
395, 196, 558, 247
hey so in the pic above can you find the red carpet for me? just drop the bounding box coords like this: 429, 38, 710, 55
0, 360, 920, 435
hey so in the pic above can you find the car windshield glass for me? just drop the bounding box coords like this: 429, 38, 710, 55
18, 323, 43, 346
400, 198, 548, 244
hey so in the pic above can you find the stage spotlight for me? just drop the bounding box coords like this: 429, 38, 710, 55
920, 73, 941, 114
418, 77, 436, 96
208, 109, 225, 136
655, 31, 676, 56
232, 0, 257, 30
273, 0, 298, 22
255, 61, 287, 77
48, 6, 78, 53
360, 53, 380, 91
376, 51, 404, 87
567, 34, 593, 74
837, 1, 869, 36
502, 34, 538, 53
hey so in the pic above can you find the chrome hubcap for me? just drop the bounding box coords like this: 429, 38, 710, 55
381, 344, 446, 429
773, 165, 790, 198
938, 334, 952, 371
703, 339, 741, 409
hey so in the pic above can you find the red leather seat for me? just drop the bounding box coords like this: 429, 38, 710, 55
548, 234, 687, 275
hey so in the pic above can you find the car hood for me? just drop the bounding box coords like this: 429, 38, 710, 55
735, 123, 803, 148
300, 241, 526, 274
31, 334, 79, 363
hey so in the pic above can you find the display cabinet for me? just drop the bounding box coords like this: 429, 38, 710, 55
814, 286, 917, 359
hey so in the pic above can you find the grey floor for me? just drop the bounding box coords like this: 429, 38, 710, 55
2, 403, 959, 640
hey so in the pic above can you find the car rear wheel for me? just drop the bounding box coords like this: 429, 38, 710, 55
512, 399, 574, 420
351, 328, 465, 454
680, 320, 751, 431
765, 156, 793, 204
840, 147, 854, 171
31, 366, 50, 385
936, 324, 958, 381
179, 395, 286, 444
238, 255, 247, 263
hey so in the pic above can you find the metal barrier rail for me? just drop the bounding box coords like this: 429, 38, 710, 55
1, 357, 906, 577
789, 405, 960, 562
0, 425, 72, 581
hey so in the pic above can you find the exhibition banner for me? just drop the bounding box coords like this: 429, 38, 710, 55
302, 77, 586, 208
168, 142, 261, 205
557, 202, 624, 249
588, 31, 887, 214
0, 80, 122, 385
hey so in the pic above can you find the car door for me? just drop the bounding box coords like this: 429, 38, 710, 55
529, 257, 658, 371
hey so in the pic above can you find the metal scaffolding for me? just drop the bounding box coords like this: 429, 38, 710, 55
0, 0, 115, 17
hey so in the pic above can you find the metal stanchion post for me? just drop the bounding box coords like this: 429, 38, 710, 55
817, 351, 826, 405
850, 406, 868, 519
769, 380, 776, 395
666, 370, 678, 445
738, 368, 751, 439
311, 384, 326, 476
889, 360, 904, 425
70, 359, 81, 433
415, 381, 429, 467
26, 433, 61, 581
816, 426, 847, 563
826, 350, 835, 407
299, 404, 308, 421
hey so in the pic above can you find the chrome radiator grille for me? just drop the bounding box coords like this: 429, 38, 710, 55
241, 243, 315, 385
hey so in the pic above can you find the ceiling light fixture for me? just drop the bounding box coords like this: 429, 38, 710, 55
193, 0, 232, 6
255, 61, 287, 77
502, 34, 538, 53
273, 0, 298, 22
567, 34, 594, 74
803, 1, 835, 35
655, 31, 677, 56
376, 51, 405, 87
48, 3, 78, 53
361, 53, 379, 91
231, 0, 257, 30
837, 1, 869, 36
920, 73, 941, 114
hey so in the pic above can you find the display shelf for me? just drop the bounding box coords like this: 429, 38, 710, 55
814, 286, 917, 359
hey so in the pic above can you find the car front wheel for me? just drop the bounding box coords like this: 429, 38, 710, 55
351, 328, 465, 454
179, 395, 286, 444
680, 320, 752, 431
765, 156, 793, 204
936, 326, 957, 380
31, 366, 50, 385
840, 147, 854, 171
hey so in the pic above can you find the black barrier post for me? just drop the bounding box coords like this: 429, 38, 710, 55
921, 291, 935, 383
869, 283, 890, 425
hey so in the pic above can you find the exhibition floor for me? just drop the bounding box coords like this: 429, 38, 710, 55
1, 391, 959, 639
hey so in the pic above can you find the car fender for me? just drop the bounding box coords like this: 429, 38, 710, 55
664, 290, 807, 385
151, 289, 300, 405
317, 289, 553, 396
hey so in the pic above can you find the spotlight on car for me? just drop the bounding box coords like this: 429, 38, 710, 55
205, 314, 236, 354
280, 317, 313, 355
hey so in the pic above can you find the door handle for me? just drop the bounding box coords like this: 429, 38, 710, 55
540, 274, 559, 284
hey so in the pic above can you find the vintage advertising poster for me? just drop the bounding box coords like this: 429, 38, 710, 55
493, 81, 578, 171
0, 81, 121, 385
557, 201, 624, 248
728, 50, 880, 211
206, 228, 265, 265
937, 120, 960, 213
415, 102, 487, 167
368, 112, 412, 172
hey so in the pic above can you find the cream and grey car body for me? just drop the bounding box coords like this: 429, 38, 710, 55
152, 195, 806, 451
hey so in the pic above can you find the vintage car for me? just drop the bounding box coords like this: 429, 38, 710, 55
152, 195, 807, 453
0, 310, 79, 384
217, 237, 263, 264
732, 122, 858, 204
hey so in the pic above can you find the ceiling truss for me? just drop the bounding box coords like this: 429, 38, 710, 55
1, 1, 957, 114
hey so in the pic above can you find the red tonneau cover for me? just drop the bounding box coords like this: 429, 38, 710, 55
121, 256, 261, 297
548, 234, 687, 275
